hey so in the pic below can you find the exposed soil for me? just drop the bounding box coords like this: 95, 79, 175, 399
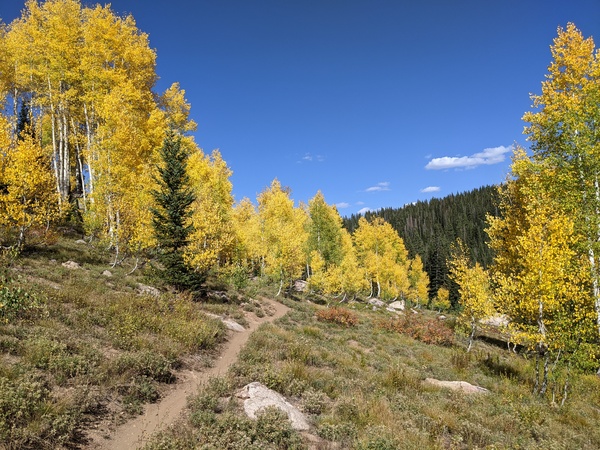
85, 298, 289, 450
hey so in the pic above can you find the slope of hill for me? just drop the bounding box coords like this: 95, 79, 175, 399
2, 236, 600, 450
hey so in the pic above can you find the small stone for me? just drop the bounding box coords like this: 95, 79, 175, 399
136, 283, 160, 296
62, 260, 81, 270
102, 270, 112, 277
75, 239, 87, 245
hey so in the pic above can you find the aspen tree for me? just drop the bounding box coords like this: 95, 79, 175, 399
488, 150, 596, 392
353, 217, 410, 300
0, 132, 59, 248
257, 180, 308, 296
186, 149, 235, 273
448, 240, 494, 352
523, 23, 600, 338
407, 255, 430, 306
231, 197, 263, 273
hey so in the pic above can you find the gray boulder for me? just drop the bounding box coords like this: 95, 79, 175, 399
62, 260, 82, 270
424, 378, 489, 394
136, 283, 160, 296
368, 298, 385, 308
388, 300, 405, 311
236, 382, 310, 431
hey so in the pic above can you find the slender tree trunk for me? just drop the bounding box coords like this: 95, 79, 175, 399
467, 318, 476, 352
540, 353, 549, 395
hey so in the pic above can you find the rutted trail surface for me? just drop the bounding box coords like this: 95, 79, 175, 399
88, 298, 289, 450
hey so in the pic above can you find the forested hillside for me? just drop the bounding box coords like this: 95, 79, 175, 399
343, 185, 500, 302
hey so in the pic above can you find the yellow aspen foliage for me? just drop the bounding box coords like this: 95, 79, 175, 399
323, 229, 369, 299
231, 197, 263, 271
307, 250, 327, 293
522, 23, 600, 339
257, 179, 309, 295
185, 149, 235, 273
488, 150, 597, 375
448, 240, 495, 352
353, 216, 410, 300
0, 133, 59, 248
407, 254, 429, 306
433, 287, 451, 311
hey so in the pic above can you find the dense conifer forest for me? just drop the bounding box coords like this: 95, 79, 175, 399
343, 185, 500, 302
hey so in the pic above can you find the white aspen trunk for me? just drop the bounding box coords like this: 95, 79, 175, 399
83, 103, 95, 196
60, 109, 70, 202
593, 176, 600, 336
70, 118, 87, 211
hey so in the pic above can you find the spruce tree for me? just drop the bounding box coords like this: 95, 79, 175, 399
151, 130, 201, 290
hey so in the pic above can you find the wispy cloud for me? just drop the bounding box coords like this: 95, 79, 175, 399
335, 202, 350, 209
425, 145, 512, 170
298, 152, 324, 163
365, 181, 390, 192
421, 186, 440, 193
357, 207, 371, 214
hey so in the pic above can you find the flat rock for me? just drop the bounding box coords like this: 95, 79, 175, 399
294, 280, 308, 292
424, 378, 489, 394
223, 319, 245, 332
62, 260, 82, 270
75, 239, 87, 245
136, 283, 160, 296
480, 314, 509, 327
236, 382, 310, 431
388, 300, 405, 311
368, 298, 385, 307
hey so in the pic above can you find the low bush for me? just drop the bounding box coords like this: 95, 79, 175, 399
377, 313, 454, 346
316, 307, 359, 327
0, 276, 44, 323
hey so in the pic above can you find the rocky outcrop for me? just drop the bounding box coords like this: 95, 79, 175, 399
424, 378, 489, 394
236, 382, 310, 430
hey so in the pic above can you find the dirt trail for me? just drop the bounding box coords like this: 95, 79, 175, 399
88, 298, 289, 450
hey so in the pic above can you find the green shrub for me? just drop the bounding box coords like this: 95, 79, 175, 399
115, 350, 175, 383
0, 277, 44, 323
0, 375, 79, 448
302, 388, 329, 415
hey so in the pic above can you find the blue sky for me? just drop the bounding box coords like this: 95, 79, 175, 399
2, 1, 599, 215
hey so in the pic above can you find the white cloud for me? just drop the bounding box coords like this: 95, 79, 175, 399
357, 207, 371, 214
335, 202, 350, 209
365, 181, 391, 192
421, 186, 440, 193
425, 145, 512, 170
298, 152, 324, 163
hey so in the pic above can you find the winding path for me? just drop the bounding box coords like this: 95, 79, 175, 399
88, 298, 289, 450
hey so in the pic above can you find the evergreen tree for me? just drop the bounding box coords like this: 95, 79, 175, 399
151, 130, 200, 291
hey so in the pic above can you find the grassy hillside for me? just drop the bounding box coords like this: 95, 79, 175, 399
145, 299, 600, 450
2, 237, 600, 449
0, 235, 263, 449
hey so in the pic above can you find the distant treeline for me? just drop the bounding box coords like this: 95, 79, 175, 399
343, 185, 500, 304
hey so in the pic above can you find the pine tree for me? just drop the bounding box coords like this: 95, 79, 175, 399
151, 130, 200, 291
